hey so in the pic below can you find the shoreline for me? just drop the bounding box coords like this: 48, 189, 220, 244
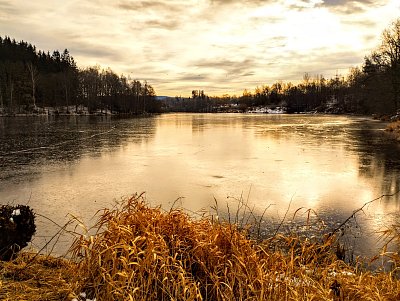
2, 104, 398, 118
0, 110, 380, 118
385, 121, 400, 140
2, 196, 400, 300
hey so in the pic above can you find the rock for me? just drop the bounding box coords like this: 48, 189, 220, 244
0, 205, 36, 261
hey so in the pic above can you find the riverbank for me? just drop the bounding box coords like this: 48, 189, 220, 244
0, 105, 154, 117
2, 195, 400, 300
385, 120, 400, 141
0, 104, 389, 116
0, 105, 113, 117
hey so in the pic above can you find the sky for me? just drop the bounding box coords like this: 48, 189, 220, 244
0, 0, 399, 97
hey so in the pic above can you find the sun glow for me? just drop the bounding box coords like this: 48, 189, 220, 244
0, 0, 399, 96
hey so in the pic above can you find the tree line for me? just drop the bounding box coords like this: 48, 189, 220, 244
2, 18, 399, 116
168, 19, 400, 115
0, 36, 160, 114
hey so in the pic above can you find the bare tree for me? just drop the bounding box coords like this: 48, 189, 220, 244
0, 90, 3, 112
9, 79, 13, 109
380, 19, 400, 68
0, 76, 3, 111
26, 62, 38, 108
375, 19, 400, 109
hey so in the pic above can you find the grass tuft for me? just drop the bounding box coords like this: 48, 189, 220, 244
68, 194, 400, 300
385, 121, 400, 140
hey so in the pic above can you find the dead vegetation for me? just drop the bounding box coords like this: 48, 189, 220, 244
2, 194, 400, 300
0, 252, 75, 301
385, 120, 400, 140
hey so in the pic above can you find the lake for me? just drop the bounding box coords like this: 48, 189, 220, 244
1, 113, 399, 258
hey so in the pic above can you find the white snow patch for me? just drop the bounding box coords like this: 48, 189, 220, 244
73, 292, 96, 301
12, 209, 21, 216
328, 270, 355, 277
267, 107, 286, 114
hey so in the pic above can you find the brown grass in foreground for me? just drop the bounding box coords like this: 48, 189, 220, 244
2, 194, 400, 300
385, 121, 400, 140
69, 195, 400, 300
0, 252, 75, 300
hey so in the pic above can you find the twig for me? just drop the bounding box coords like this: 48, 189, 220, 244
35, 213, 78, 236
257, 204, 273, 240
20, 219, 75, 270
169, 196, 185, 213
241, 186, 253, 228
244, 204, 256, 227
273, 194, 295, 237
226, 202, 231, 224
211, 196, 219, 224
330, 190, 400, 236
235, 191, 244, 225
26, 192, 32, 206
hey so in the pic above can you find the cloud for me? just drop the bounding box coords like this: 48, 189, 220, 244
209, 0, 273, 6
321, 0, 378, 5
287, 0, 323, 10
0, 1, 27, 22
0, 0, 397, 96
0, 1, 17, 13
144, 19, 180, 30
118, 1, 172, 11
343, 19, 376, 27
177, 73, 211, 81
68, 42, 126, 64
117, 0, 186, 14
276, 48, 365, 83
317, 0, 388, 14
194, 58, 256, 76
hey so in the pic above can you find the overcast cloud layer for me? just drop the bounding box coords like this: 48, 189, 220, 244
0, 0, 399, 96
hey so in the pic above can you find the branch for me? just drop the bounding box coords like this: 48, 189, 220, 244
272, 194, 295, 237
330, 190, 400, 236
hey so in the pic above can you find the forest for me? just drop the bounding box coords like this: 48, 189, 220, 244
1, 19, 399, 116
168, 19, 400, 115
0, 37, 161, 115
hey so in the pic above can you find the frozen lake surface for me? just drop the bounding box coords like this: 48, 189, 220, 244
1, 113, 399, 257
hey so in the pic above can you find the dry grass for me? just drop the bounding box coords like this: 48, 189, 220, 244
379, 218, 400, 277
69, 194, 400, 300
0, 252, 75, 301
3, 194, 400, 300
386, 120, 400, 131
385, 121, 400, 140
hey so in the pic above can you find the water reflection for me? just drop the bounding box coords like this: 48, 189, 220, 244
1, 113, 400, 258
0, 116, 156, 182
351, 122, 400, 198
152, 114, 400, 258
